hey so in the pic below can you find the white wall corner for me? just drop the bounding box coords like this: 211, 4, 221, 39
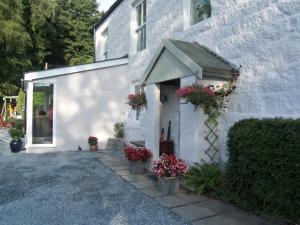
183, 0, 191, 30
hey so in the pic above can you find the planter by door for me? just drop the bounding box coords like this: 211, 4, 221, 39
129, 161, 145, 174
158, 177, 179, 194
89, 145, 98, 151
10, 140, 23, 153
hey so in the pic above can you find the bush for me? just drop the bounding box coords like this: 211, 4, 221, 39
225, 118, 300, 222
13, 119, 24, 131
114, 122, 124, 138
9, 128, 23, 140
186, 162, 222, 195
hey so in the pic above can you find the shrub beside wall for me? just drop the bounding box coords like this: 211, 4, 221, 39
225, 118, 300, 222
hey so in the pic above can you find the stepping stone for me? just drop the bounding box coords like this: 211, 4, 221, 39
195, 199, 237, 214
115, 170, 131, 176
172, 204, 217, 221
192, 210, 264, 225
122, 174, 150, 182
155, 193, 209, 208
142, 187, 166, 198
109, 165, 128, 171
131, 179, 156, 189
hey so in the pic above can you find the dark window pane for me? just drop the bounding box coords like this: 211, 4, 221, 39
191, 0, 211, 25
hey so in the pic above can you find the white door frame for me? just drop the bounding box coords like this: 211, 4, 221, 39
26, 81, 57, 149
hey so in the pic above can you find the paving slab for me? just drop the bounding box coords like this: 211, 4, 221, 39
131, 179, 156, 189
108, 165, 129, 171
115, 169, 131, 176
195, 199, 237, 214
142, 187, 166, 198
156, 193, 209, 208
122, 174, 151, 182
172, 204, 217, 221
192, 210, 264, 225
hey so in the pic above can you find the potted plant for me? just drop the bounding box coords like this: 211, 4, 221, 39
127, 93, 147, 110
107, 122, 124, 150
88, 136, 98, 151
8, 128, 23, 153
153, 154, 188, 194
123, 145, 152, 174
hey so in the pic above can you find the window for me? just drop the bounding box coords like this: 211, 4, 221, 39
136, 0, 146, 51
190, 0, 211, 25
102, 29, 108, 60
134, 85, 144, 120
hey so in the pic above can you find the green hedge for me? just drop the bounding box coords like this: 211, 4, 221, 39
225, 118, 300, 222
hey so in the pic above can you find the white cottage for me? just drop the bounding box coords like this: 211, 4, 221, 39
24, 0, 300, 165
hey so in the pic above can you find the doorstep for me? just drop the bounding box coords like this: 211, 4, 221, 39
96, 150, 277, 225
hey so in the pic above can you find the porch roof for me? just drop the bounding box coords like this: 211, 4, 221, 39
140, 39, 237, 85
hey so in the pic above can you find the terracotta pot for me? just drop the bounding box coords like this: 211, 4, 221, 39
89, 145, 98, 152
158, 177, 179, 195
128, 160, 145, 174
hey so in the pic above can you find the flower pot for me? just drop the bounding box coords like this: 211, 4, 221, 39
128, 160, 145, 174
158, 177, 179, 195
89, 145, 98, 152
10, 140, 23, 153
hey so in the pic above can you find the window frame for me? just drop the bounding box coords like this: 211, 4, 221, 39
101, 28, 108, 60
135, 0, 146, 52
134, 85, 144, 121
183, 0, 211, 29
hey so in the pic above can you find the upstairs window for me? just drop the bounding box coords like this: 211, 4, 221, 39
136, 0, 146, 52
101, 29, 108, 60
190, 0, 211, 25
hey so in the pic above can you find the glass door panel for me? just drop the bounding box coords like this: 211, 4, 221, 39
32, 83, 54, 144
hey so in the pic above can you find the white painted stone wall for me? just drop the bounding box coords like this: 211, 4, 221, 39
27, 65, 130, 153
96, 0, 300, 163
95, 0, 131, 61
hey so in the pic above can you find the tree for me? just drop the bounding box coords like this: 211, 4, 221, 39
57, 0, 101, 65
0, 0, 32, 84
0, 0, 101, 85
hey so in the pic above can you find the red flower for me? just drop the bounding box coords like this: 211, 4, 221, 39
123, 145, 152, 162
153, 154, 188, 178
175, 86, 194, 97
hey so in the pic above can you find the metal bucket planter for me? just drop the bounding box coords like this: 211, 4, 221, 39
158, 177, 179, 195
129, 160, 145, 174
89, 145, 98, 152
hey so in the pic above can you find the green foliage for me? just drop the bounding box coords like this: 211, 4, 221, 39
0, 0, 32, 84
33, 92, 45, 108
0, 0, 102, 84
14, 119, 25, 131
16, 89, 25, 115
225, 118, 300, 222
9, 127, 23, 140
57, 0, 101, 65
0, 83, 19, 97
186, 162, 222, 195
114, 122, 124, 138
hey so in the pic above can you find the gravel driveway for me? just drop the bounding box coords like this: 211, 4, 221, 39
0, 145, 189, 225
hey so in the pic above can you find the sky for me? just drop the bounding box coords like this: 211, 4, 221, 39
97, 0, 117, 12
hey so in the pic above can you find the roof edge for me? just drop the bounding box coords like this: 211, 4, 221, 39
94, 0, 124, 29
24, 57, 128, 81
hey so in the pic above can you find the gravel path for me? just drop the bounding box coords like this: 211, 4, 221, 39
0, 146, 189, 225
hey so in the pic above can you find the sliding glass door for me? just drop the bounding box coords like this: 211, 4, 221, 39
32, 83, 54, 144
